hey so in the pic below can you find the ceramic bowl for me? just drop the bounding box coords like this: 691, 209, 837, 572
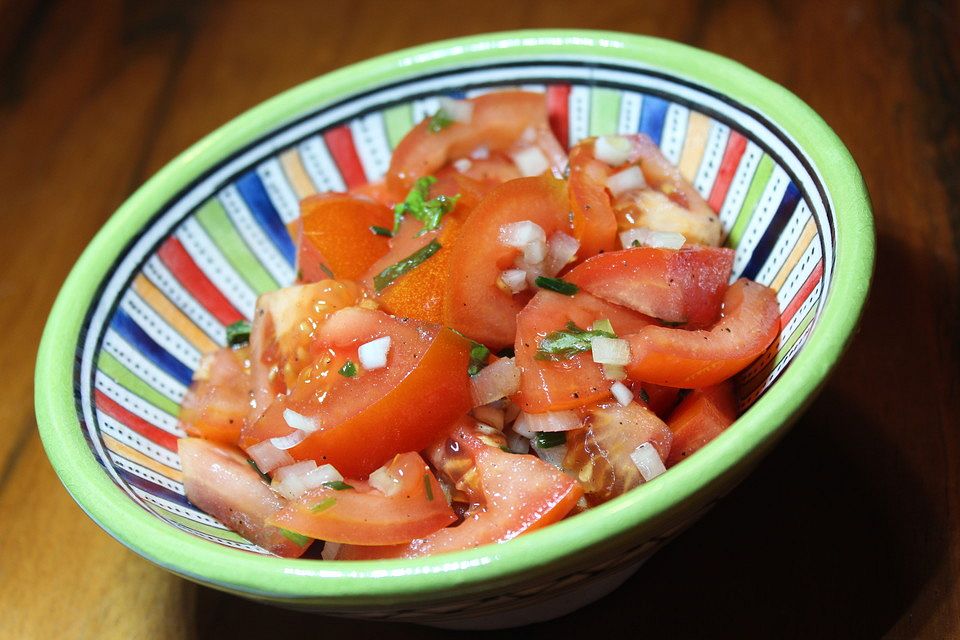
35, 30, 873, 629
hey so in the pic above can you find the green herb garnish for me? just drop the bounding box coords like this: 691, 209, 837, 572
319, 263, 335, 279
535, 321, 616, 361
639, 388, 651, 404
309, 497, 337, 513
392, 176, 460, 235
338, 360, 358, 377
534, 276, 579, 296
322, 481, 354, 491
226, 320, 252, 347
373, 239, 442, 292
423, 474, 434, 501
467, 342, 491, 376
534, 431, 566, 449
370, 225, 393, 237
631, 239, 641, 247
591, 318, 615, 335
279, 528, 311, 546
246, 459, 271, 483
429, 108, 455, 133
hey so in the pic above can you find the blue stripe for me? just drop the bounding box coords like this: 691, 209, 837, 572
234, 171, 297, 265
740, 182, 803, 281
110, 308, 194, 387
445, 90, 467, 99
118, 468, 193, 510
638, 96, 669, 145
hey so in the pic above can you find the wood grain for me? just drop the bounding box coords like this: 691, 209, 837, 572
2, 0, 958, 637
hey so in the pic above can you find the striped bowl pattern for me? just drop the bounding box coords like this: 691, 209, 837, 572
77, 62, 831, 560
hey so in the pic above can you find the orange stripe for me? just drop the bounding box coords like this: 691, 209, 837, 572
678, 111, 711, 182
771, 217, 818, 292
280, 149, 317, 200
132, 275, 217, 353
103, 434, 183, 482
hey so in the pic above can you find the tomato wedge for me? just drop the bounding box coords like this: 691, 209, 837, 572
335, 420, 583, 559
444, 175, 572, 349
267, 452, 455, 545
625, 279, 781, 388
242, 308, 473, 478
298, 194, 393, 282
666, 381, 738, 466
567, 246, 735, 327
179, 347, 251, 446
178, 438, 310, 557
515, 290, 653, 413
568, 139, 619, 257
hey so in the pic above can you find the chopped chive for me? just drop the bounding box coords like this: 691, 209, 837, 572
429, 108, 454, 133
370, 225, 393, 237
319, 263, 335, 279
279, 528, 311, 546
423, 473, 434, 501
535, 321, 616, 361
534, 431, 566, 448
246, 459, 271, 483
467, 342, 491, 376
309, 497, 337, 513
496, 346, 515, 358
322, 481, 354, 491
639, 388, 651, 404
631, 239, 641, 247
338, 360, 358, 377
226, 320, 251, 347
392, 176, 459, 235
535, 276, 578, 296
296, 268, 304, 281
373, 239, 442, 292
500, 445, 514, 453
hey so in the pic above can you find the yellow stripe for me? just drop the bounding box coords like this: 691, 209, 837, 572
771, 217, 818, 292
280, 149, 316, 201
678, 112, 711, 182
103, 434, 183, 482
132, 275, 217, 353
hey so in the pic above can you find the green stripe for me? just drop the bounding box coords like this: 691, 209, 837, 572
726, 154, 774, 248
194, 199, 278, 294
383, 103, 414, 149
97, 352, 181, 416
161, 509, 250, 544
589, 87, 621, 136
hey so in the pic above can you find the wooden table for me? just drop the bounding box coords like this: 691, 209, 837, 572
3, 1, 958, 637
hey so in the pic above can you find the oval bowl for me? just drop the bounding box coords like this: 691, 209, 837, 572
35, 30, 873, 629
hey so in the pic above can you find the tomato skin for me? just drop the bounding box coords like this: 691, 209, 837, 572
179, 347, 251, 446
242, 308, 473, 478
666, 381, 738, 466
568, 140, 619, 257
567, 246, 735, 327
637, 382, 682, 419
444, 175, 572, 349
298, 194, 393, 282
267, 452, 455, 545
178, 438, 309, 557
625, 279, 781, 388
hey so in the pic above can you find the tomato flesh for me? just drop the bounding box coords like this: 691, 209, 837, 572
568, 139, 619, 257
666, 381, 738, 466
298, 194, 393, 282
179, 347, 251, 446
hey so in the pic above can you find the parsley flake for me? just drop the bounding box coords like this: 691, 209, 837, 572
429, 108, 455, 133
534, 276, 579, 296
467, 342, 491, 377
534, 431, 566, 449
373, 239, 442, 292
535, 321, 616, 361
392, 176, 460, 235
226, 320, 251, 347
338, 360, 358, 378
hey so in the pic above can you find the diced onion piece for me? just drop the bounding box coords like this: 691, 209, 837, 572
269, 430, 307, 451
630, 442, 667, 481
602, 363, 627, 381
246, 440, 294, 473
505, 429, 531, 454
590, 336, 631, 365
283, 408, 318, 432
470, 145, 490, 159
438, 96, 474, 124
605, 165, 648, 196
453, 158, 472, 173
499, 269, 528, 294
610, 381, 634, 406
358, 336, 391, 370
593, 135, 632, 166
512, 412, 535, 438
273, 460, 317, 482
271, 460, 318, 499
591, 318, 615, 334
543, 232, 580, 276
511, 145, 550, 177
499, 220, 547, 248
321, 541, 341, 561
619, 227, 686, 250
515, 410, 581, 433
472, 403, 505, 430
470, 357, 521, 407
369, 464, 401, 496
303, 463, 344, 488
523, 239, 548, 265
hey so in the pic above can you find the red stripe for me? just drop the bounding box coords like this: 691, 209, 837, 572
707, 130, 748, 212
157, 238, 243, 326
95, 390, 179, 451
323, 125, 367, 189
780, 260, 824, 328
546, 84, 571, 149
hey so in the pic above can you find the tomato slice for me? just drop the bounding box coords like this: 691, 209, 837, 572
335, 419, 583, 559
568, 139, 619, 257
178, 438, 310, 557
515, 290, 653, 413
637, 382, 682, 419
444, 175, 572, 349
456, 151, 522, 186
267, 452, 455, 545
666, 381, 738, 466
566, 246, 735, 327
242, 308, 473, 478
625, 279, 781, 388
179, 346, 251, 446
298, 194, 393, 281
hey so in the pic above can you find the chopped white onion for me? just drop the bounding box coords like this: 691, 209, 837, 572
605, 165, 648, 196
543, 232, 580, 276
499, 220, 546, 248
321, 541, 341, 561
453, 158, 473, 173
271, 460, 317, 499
470, 357, 521, 407
499, 269, 528, 294
515, 410, 581, 433
511, 146, 550, 177
531, 439, 567, 470
590, 336, 631, 366
273, 460, 317, 483
303, 463, 344, 487
358, 336, 391, 370
610, 381, 634, 406
593, 135, 632, 166
505, 429, 531, 454
269, 430, 307, 451
283, 408, 318, 432
472, 403, 505, 430
470, 145, 490, 159
602, 363, 627, 381
437, 96, 474, 123
512, 412, 535, 438
514, 255, 545, 286
523, 239, 548, 264
246, 440, 294, 473
630, 442, 667, 481
368, 465, 401, 496
619, 227, 686, 250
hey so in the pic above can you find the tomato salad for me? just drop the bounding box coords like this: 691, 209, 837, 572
176, 92, 781, 560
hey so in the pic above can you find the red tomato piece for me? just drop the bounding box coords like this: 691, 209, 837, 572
567, 246, 735, 327
242, 308, 473, 478
666, 381, 738, 466
179, 346, 251, 446
178, 438, 310, 558
267, 452, 455, 545
625, 279, 781, 388
568, 139, 619, 257
456, 151, 522, 186
298, 194, 393, 282
444, 175, 572, 349
349, 180, 397, 208
637, 382, 682, 419
335, 420, 583, 559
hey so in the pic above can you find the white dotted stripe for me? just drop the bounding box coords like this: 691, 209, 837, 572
753, 201, 812, 287
519, 83, 546, 93
349, 112, 392, 182
120, 290, 201, 369
142, 257, 225, 345
298, 135, 347, 193
412, 97, 441, 124
742, 307, 819, 408
98, 411, 182, 469
175, 219, 258, 317
777, 240, 823, 309
660, 103, 689, 165
731, 164, 790, 277
568, 85, 591, 146
718, 140, 764, 238
780, 280, 823, 344
694, 121, 731, 199
109, 453, 184, 495
102, 330, 187, 403
218, 185, 295, 288
95, 371, 182, 435
256, 158, 300, 224
617, 91, 643, 134
132, 486, 230, 530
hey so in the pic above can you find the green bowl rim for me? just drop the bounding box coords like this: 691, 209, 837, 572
35, 29, 874, 605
